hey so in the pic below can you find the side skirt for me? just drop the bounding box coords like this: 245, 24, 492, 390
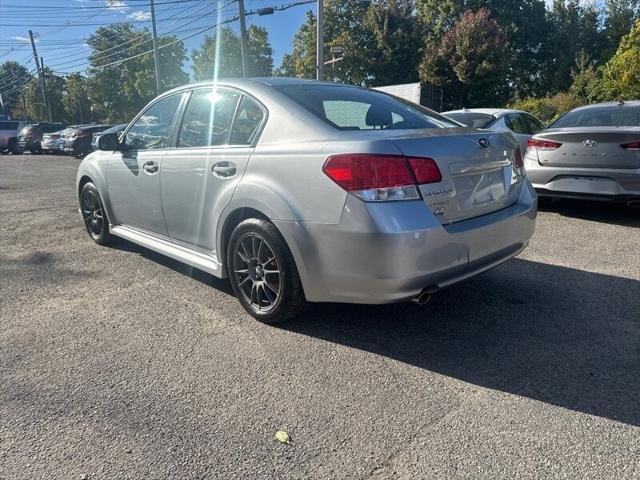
110, 225, 223, 277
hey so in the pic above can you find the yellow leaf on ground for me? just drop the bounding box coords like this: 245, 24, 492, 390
274, 430, 291, 444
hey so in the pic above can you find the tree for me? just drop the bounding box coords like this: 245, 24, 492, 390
602, 0, 640, 60
415, 0, 462, 41
420, 9, 510, 108
86, 23, 188, 123
191, 26, 273, 80
278, 0, 377, 84
63, 74, 93, 124
0, 61, 32, 118
20, 67, 66, 122
597, 18, 640, 100
365, 0, 424, 85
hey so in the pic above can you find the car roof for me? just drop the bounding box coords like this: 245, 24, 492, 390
443, 108, 528, 117
564, 101, 640, 113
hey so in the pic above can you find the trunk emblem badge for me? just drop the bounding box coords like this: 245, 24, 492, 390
477, 138, 490, 149
583, 139, 598, 148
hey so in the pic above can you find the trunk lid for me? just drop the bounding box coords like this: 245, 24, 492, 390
533, 127, 640, 169
385, 129, 523, 224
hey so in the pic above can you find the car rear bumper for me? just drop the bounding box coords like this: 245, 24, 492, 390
274, 181, 537, 304
525, 153, 640, 200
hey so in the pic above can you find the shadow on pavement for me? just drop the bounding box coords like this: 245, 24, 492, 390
539, 198, 640, 228
284, 258, 640, 427
109, 238, 234, 296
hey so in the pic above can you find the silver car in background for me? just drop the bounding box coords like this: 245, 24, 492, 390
0, 119, 25, 154
525, 101, 640, 204
77, 78, 537, 323
443, 108, 546, 153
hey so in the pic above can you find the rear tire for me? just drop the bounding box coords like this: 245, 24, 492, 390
80, 182, 112, 245
227, 218, 307, 324
8, 139, 17, 154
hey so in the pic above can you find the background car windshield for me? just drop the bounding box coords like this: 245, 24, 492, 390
551, 106, 640, 128
445, 112, 494, 128
275, 84, 457, 130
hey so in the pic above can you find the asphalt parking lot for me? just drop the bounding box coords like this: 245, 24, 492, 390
1, 154, 639, 479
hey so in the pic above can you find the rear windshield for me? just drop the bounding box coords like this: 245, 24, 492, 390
274, 84, 457, 131
551, 106, 640, 128
444, 112, 495, 128
0, 121, 19, 130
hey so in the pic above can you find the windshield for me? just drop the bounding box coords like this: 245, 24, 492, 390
274, 84, 458, 131
444, 112, 495, 128
550, 105, 640, 128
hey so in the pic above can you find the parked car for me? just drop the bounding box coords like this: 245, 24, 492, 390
41, 128, 70, 154
0, 119, 25, 154
77, 78, 537, 323
16, 122, 65, 153
63, 125, 113, 158
525, 101, 640, 204
91, 124, 127, 152
443, 108, 545, 153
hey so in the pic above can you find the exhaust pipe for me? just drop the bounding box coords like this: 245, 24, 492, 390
411, 290, 432, 306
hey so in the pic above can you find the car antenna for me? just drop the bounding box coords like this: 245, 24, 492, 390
617, 99, 625, 105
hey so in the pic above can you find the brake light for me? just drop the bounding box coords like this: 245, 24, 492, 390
323, 154, 441, 202
527, 138, 562, 150
51, 134, 60, 139
514, 146, 524, 169
621, 141, 640, 151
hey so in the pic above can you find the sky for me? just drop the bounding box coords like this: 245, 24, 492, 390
0, 0, 311, 77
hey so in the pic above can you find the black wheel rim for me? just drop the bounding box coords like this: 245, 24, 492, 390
233, 233, 282, 313
81, 190, 104, 238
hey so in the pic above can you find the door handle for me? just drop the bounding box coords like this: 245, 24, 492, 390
143, 161, 159, 174
212, 162, 236, 178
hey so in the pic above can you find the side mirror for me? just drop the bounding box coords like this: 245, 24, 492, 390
98, 132, 123, 151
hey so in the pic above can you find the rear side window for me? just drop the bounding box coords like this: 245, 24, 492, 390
177, 89, 240, 148
124, 94, 182, 150
506, 114, 529, 134
275, 84, 456, 130
551, 106, 640, 128
0, 122, 18, 130
523, 114, 544, 133
229, 96, 264, 145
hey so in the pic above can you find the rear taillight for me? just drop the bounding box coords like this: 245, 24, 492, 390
527, 138, 562, 150
323, 153, 441, 202
514, 146, 524, 169
76, 132, 90, 138
621, 141, 640, 151
52, 134, 60, 139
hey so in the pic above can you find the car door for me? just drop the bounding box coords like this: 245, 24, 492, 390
107, 92, 184, 235
505, 113, 531, 153
161, 88, 266, 254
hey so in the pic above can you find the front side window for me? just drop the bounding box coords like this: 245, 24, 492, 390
124, 94, 182, 150
275, 84, 457, 131
177, 89, 240, 148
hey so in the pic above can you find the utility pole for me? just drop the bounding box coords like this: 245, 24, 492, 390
40, 57, 52, 122
28, 30, 49, 122
237, 0, 249, 78
22, 93, 28, 123
316, 0, 324, 80
149, 0, 161, 94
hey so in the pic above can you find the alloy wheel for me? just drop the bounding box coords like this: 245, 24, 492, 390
232, 233, 282, 313
81, 189, 104, 238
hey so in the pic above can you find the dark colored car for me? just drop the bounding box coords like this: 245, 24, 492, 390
91, 124, 127, 152
63, 125, 113, 157
16, 122, 65, 154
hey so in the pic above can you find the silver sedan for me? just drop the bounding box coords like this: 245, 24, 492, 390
76, 78, 537, 323
525, 101, 640, 204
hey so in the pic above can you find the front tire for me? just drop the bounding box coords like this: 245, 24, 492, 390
80, 182, 112, 245
227, 218, 306, 324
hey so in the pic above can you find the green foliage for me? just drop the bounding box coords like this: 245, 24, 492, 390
0, 61, 32, 118
509, 92, 583, 124
63, 74, 93, 124
420, 9, 510, 109
191, 26, 274, 81
87, 23, 188, 123
597, 18, 640, 100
